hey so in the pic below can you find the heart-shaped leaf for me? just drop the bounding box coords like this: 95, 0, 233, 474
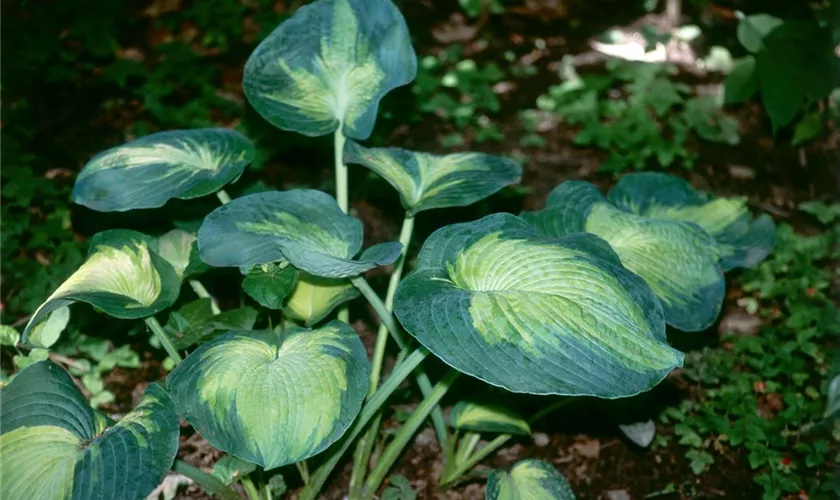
607, 172, 775, 271
450, 400, 531, 436
157, 229, 210, 280
618, 419, 656, 447
198, 190, 401, 278
243, 0, 416, 140
284, 272, 359, 326
0, 361, 179, 500
23, 230, 181, 347
167, 322, 370, 469
170, 306, 259, 350
344, 141, 522, 215
522, 181, 725, 332
242, 261, 298, 309
485, 459, 576, 500
394, 213, 682, 397
73, 128, 255, 212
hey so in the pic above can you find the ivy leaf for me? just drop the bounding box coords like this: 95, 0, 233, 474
23, 230, 181, 347
0, 361, 179, 500
73, 129, 254, 212
171, 307, 259, 350
344, 141, 521, 215
167, 322, 370, 469
485, 459, 576, 499
242, 262, 298, 310
198, 190, 401, 278
243, 0, 416, 140
394, 213, 681, 397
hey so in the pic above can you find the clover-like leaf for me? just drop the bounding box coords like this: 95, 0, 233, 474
394, 213, 682, 397
284, 272, 360, 326
243, 0, 416, 140
242, 261, 298, 309
73, 128, 255, 212
0, 361, 179, 500
522, 181, 725, 332
23, 230, 181, 347
167, 322, 369, 469
607, 172, 775, 271
485, 459, 576, 500
450, 400, 531, 436
157, 229, 210, 280
198, 190, 401, 278
344, 141, 522, 215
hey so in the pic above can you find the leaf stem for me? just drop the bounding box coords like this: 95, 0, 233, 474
144, 316, 182, 365
172, 460, 240, 500
189, 280, 221, 315
216, 189, 232, 205
362, 370, 460, 498
241, 477, 261, 500
334, 126, 349, 323
299, 347, 428, 500
295, 460, 310, 484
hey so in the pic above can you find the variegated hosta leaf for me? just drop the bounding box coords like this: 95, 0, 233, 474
198, 190, 401, 278
394, 213, 682, 397
22, 230, 181, 347
284, 272, 359, 326
166, 322, 370, 469
0, 361, 179, 500
521, 181, 725, 332
73, 128, 255, 212
242, 261, 298, 309
344, 141, 522, 215
25, 305, 70, 349
450, 400, 531, 436
485, 459, 576, 500
157, 229, 209, 280
243, 0, 416, 140
607, 172, 775, 271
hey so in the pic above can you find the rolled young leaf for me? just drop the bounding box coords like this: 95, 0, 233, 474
0, 361, 179, 500
242, 261, 298, 309
167, 322, 370, 469
394, 213, 682, 397
284, 272, 360, 326
243, 0, 416, 140
450, 400, 531, 436
198, 190, 401, 278
157, 229, 209, 280
485, 459, 576, 500
607, 172, 775, 271
22, 230, 181, 347
73, 128, 255, 212
344, 141, 522, 215
521, 181, 725, 332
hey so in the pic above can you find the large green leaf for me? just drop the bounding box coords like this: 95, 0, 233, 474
198, 190, 401, 278
522, 181, 725, 332
23, 230, 181, 347
724, 56, 757, 104
344, 141, 521, 215
243, 0, 416, 140
284, 272, 359, 326
736, 14, 783, 53
485, 459, 576, 500
450, 400, 531, 436
0, 361, 179, 500
394, 213, 681, 397
242, 261, 298, 309
607, 172, 775, 271
167, 322, 369, 469
73, 128, 254, 212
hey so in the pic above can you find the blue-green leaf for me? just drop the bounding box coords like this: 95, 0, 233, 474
167, 322, 369, 469
73, 128, 254, 212
450, 400, 531, 436
485, 459, 576, 500
23, 230, 181, 347
284, 272, 360, 326
198, 190, 401, 278
0, 361, 179, 500
394, 213, 681, 397
344, 141, 521, 215
522, 181, 725, 332
243, 0, 416, 140
607, 172, 775, 271
242, 261, 298, 310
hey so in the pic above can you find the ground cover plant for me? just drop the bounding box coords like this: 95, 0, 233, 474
1, 0, 836, 499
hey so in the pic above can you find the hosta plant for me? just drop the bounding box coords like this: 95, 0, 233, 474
0, 1, 773, 499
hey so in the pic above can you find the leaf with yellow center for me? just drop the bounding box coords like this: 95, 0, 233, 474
486, 459, 576, 500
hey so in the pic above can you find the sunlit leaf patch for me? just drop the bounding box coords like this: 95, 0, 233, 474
0, 361, 179, 500
394, 213, 682, 397
166, 322, 370, 469
243, 0, 416, 140
73, 128, 254, 212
